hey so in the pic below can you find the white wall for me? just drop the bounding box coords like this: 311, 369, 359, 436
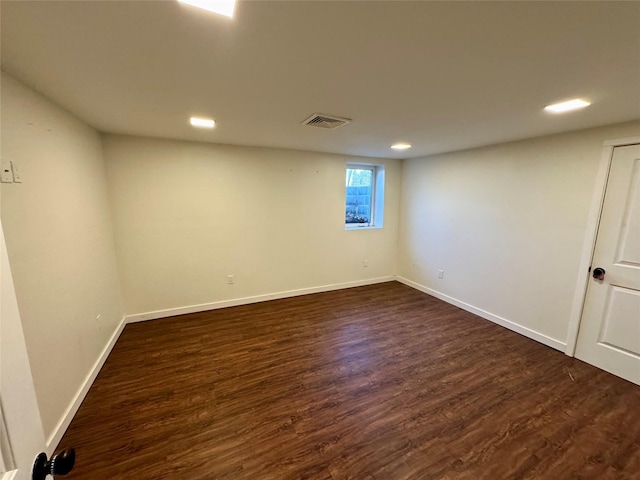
2, 63, 636, 449
0, 72, 124, 441
397, 120, 640, 350
103, 135, 400, 317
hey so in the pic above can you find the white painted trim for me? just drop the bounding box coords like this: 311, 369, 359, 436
126, 277, 395, 323
46, 316, 127, 452
396, 276, 567, 352
603, 136, 640, 147
565, 137, 640, 356
1, 470, 18, 480
46, 277, 394, 451
565, 145, 615, 356
0, 401, 15, 474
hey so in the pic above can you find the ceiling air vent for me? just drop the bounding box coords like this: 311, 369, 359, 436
301, 113, 351, 129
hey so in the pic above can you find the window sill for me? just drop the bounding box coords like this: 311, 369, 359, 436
345, 225, 383, 231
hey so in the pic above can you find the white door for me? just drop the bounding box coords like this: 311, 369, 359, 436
575, 144, 640, 385
1, 216, 47, 480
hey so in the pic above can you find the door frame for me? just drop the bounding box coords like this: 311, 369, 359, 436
565, 135, 640, 356
1, 215, 47, 480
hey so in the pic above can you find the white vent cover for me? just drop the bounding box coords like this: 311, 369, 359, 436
301, 113, 351, 129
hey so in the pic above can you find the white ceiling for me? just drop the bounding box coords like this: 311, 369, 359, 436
2, 0, 639, 159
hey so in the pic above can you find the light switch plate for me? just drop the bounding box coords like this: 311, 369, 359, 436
1, 159, 13, 183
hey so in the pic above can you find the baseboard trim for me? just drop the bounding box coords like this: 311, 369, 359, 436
45, 277, 394, 451
52, 275, 553, 452
126, 276, 396, 324
46, 315, 127, 453
396, 276, 566, 352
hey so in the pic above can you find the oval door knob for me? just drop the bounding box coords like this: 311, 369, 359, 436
593, 267, 606, 280
32, 448, 75, 480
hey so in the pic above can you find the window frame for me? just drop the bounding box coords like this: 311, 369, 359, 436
345, 162, 384, 230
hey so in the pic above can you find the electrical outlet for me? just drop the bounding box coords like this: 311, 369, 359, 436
226, 274, 235, 284
95, 314, 102, 330
363, 259, 369, 268
438, 269, 444, 279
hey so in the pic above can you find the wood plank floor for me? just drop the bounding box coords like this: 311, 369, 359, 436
58, 282, 640, 479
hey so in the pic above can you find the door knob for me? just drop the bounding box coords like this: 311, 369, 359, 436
592, 267, 606, 280
32, 448, 75, 480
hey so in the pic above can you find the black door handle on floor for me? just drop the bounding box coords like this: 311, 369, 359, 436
32, 448, 75, 480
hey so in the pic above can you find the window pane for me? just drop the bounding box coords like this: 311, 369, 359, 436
346, 168, 373, 224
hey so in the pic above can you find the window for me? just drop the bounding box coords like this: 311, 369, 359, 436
345, 163, 384, 229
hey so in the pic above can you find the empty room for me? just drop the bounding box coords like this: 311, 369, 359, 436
1, 1, 639, 479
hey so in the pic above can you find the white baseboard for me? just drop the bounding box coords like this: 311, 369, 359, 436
126, 276, 395, 323
55, 275, 557, 454
396, 276, 566, 352
46, 316, 127, 453
46, 277, 394, 452
44, 275, 563, 458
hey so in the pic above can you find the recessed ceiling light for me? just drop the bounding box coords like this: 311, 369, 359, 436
178, 0, 236, 18
391, 143, 412, 150
544, 98, 591, 113
190, 117, 215, 128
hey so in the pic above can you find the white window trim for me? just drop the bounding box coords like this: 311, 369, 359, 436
345, 163, 384, 230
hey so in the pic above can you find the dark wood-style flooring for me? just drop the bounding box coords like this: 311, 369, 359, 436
58, 282, 640, 479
